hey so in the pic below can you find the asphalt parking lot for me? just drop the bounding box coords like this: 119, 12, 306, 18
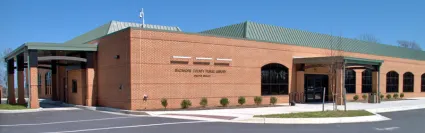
1, 108, 424, 133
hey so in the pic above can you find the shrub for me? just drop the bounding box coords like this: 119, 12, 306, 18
270, 97, 278, 105
400, 93, 405, 99
353, 95, 359, 101
200, 97, 208, 108
180, 99, 192, 109
386, 94, 392, 100
380, 94, 384, 100
220, 97, 229, 107
362, 94, 368, 101
393, 93, 399, 99
161, 98, 168, 109
254, 96, 262, 106
238, 96, 246, 105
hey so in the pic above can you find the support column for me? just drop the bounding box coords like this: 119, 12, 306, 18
17, 54, 26, 104
83, 52, 95, 106
51, 60, 58, 101
295, 64, 305, 103
7, 59, 15, 104
354, 69, 364, 94
28, 50, 39, 108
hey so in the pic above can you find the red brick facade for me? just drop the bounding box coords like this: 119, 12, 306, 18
36, 27, 425, 110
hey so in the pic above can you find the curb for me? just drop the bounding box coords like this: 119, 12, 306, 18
0, 108, 43, 113
366, 105, 425, 113
233, 113, 390, 124
40, 100, 150, 116
74, 105, 149, 115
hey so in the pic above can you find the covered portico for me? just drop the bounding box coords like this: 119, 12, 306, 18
3, 42, 97, 108
292, 56, 383, 105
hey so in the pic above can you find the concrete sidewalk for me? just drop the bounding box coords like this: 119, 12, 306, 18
146, 97, 425, 123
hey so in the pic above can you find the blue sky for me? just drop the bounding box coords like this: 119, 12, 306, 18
0, 0, 424, 51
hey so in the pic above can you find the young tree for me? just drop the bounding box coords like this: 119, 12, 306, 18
0, 48, 12, 98
397, 40, 422, 50
324, 32, 345, 111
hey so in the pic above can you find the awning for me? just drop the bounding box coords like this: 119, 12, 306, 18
4, 42, 98, 61
293, 56, 383, 66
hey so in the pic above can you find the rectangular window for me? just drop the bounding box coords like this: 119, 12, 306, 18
72, 80, 77, 93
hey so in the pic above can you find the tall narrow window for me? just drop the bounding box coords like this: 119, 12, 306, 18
403, 72, 414, 92
421, 74, 425, 92
362, 69, 373, 93
72, 80, 77, 93
38, 73, 42, 94
386, 71, 399, 93
45, 73, 48, 95
261, 63, 289, 95
344, 69, 356, 93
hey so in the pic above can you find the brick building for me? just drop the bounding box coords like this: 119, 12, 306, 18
2, 20, 425, 110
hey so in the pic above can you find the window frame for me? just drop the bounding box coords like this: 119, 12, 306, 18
261, 63, 289, 95
362, 69, 373, 93
344, 69, 356, 93
71, 79, 78, 93
421, 74, 425, 92
386, 71, 399, 93
403, 72, 414, 92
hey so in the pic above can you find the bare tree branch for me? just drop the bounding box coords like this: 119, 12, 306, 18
397, 40, 422, 50
357, 34, 380, 43
0, 48, 12, 97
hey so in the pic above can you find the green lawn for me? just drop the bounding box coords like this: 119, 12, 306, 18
255, 110, 374, 118
0, 104, 28, 110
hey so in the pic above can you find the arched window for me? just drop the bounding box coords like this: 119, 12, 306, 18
261, 63, 289, 95
386, 71, 399, 93
421, 74, 425, 92
403, 72, 414, 92
344, 69, 356, 93
362, 69, 373, 93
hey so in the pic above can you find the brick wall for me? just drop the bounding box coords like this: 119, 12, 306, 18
96, 29, 132, 109
67, 69, 84, 105
125, 28, 425, 110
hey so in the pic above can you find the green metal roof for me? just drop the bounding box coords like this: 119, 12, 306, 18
66, 20, 182, 44
200, 21, 425, 61
4, 42, 98, 60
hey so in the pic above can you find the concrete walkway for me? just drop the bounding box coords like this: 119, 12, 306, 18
146, 97, 425, 123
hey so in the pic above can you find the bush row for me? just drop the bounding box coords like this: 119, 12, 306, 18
352, 93, 405, 101
160, 96, 279, 109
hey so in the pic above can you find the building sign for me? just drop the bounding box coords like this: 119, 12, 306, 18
175, 68, 226, 77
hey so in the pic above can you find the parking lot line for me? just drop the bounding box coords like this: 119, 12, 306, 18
42, 121, 209, 133
0, 116, 141, 127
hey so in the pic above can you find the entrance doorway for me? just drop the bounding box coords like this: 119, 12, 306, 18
304, 74, 329, 103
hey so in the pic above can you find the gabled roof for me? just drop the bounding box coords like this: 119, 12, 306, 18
66, 20, 182, 44
200, 21, 425, 61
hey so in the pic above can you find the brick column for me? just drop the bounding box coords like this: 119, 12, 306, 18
7, 59, 15, 104
82, 52, 95, 106
28, 50, 39, 108
354, 69, 364, 94
296, 71, 304, 102
17, 55, 26, 104
51, 60, 58, 101
372, 71, 379, 93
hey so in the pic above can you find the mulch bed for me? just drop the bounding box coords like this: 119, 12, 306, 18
137, 104, 288, 111
349, 98, 416, 103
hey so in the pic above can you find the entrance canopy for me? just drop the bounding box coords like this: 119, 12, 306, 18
3, 42, 98, 108
294, 56, 383, 70
4, 42, 98, 61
